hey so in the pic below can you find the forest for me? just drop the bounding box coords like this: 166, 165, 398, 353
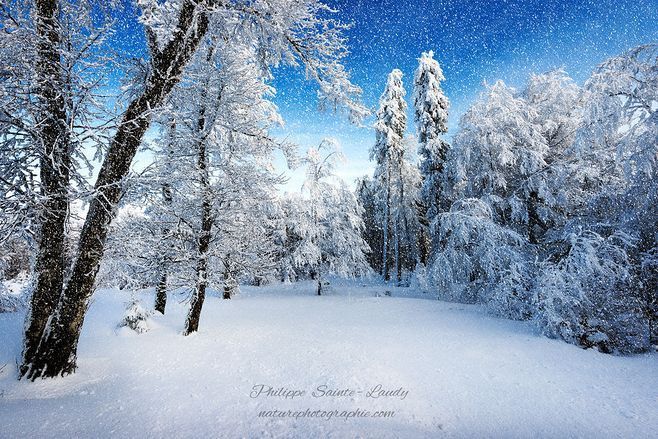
0, 0, 656, 382
1, 1, 657, 437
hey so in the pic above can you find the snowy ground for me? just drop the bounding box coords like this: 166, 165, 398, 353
0, 280, 656, 438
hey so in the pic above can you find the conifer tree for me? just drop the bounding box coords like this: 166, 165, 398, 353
413, 51, 450, 223
371, 70, 421, 283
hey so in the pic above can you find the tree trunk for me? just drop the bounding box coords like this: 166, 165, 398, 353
184, 232, 209, 334
223, 281, 232, 300
223, 276, 237, 299
382, 163, 391, 281
154, 271, 168, 315
21, 0, 209, 379
20, 0, 72, 377
394, 221, 401, 285
222, 259, 238, 299
154, 147, 175, 315
416, 199, 431, 266
396, 163, 405, 285
527, 191, 544, 245
184, 69, 214, 334
184, 137, 212, 335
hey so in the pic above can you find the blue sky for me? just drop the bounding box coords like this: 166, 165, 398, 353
269, 0, 658, 190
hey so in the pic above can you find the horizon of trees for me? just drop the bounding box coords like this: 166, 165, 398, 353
358, 44, 657, 355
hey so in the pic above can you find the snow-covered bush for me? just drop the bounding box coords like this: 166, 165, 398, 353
0, 271, 30, 313
535, 231, 647, 353
118, 299, 152, 334
429, 198, 533, 319
0, 237, 32, 282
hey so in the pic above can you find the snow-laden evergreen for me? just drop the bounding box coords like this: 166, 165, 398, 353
368, 70, 423, 284
118, 298, 152, 334
413, 51, 451, 223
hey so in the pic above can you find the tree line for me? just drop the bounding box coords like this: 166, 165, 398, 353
358, 46, 657, 355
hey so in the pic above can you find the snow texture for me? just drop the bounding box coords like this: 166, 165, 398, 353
0, 281, 656, 438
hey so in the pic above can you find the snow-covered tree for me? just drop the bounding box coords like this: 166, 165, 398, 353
429, 198, 532, 319
428, 44, 657, 353
446, 80, 548, 239
413, 50, 450, 242
356, 176, 383, 273
323, 181, 372, 281
104, 40, 290, 334
427, 81, 545, 318
522, 69, 583, 244
525, 69, 582, 155
389, 138, 423, 285
372, 69, 406, 281
370, 69, 422, 283
168, 42, 286, 335
534, 44, 658, 352
535, 230, 645, 353
97, 206, 161, 291
9, 0, 367, 379
290, 140, 370, 295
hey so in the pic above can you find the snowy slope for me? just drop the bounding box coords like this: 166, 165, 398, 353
0, 281, 656, 438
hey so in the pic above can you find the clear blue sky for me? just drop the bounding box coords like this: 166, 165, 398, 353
268, 0, 658, 190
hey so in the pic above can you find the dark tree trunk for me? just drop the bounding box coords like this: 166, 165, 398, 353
222, 259, 237, 300
317, 277, 322, 296
184, 138, 212, 335
357, 180, 383, 273
222, 274, 235, 300
184, 67, 213, 335
382, 164, 391, 281
396, 164, 405, 285
155, 158, 174, 315
154, 271, 168, 315
416, 199, 431, 266
21, 0, 209, 379
21, 0, 71, 377
184, 236, 209, 334
528, 191, 544, 245
395, 230, 401, 284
